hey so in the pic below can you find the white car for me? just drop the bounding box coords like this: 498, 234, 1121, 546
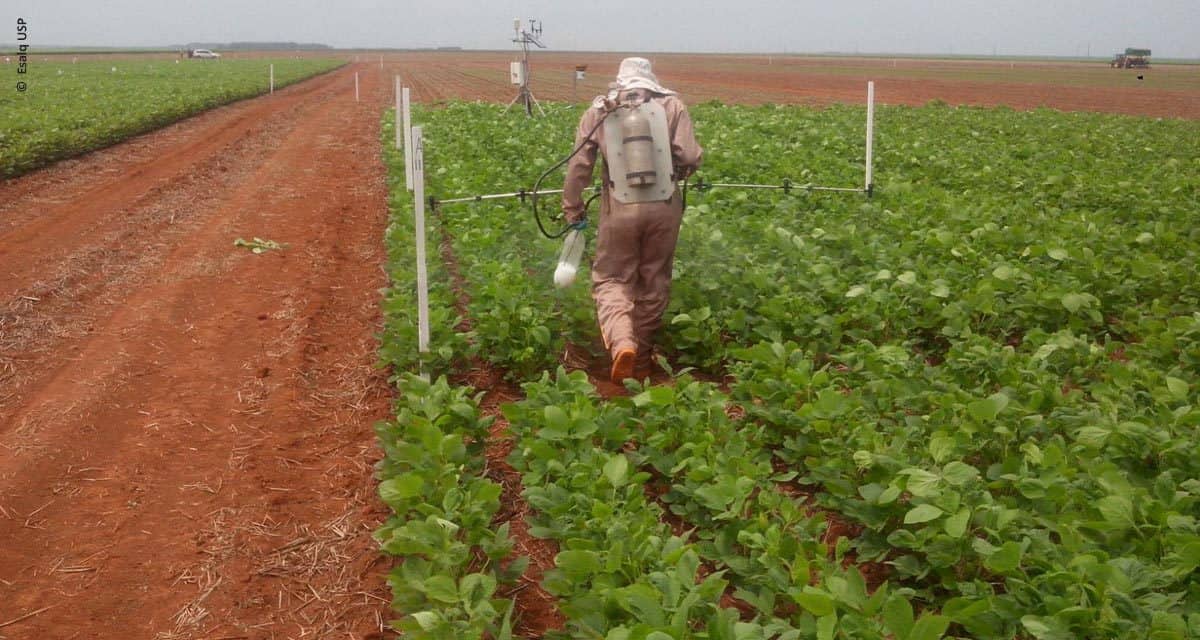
191, 49, 220, 59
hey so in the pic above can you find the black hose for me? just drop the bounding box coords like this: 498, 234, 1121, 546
531, 109, 611, 239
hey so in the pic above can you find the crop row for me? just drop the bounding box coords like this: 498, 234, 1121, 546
375, 120, 522, 639
0, 58, 344, 178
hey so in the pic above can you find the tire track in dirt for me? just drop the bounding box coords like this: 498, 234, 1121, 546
0, 63, 394, 639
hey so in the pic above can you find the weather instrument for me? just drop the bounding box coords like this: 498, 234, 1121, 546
506, 18, 546, 117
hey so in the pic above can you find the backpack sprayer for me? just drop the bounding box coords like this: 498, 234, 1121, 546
428, 82, 877, 288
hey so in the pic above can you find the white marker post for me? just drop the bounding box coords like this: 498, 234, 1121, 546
402, 87, 413, 191
269, 63, 274, 94
865, 81, 876, 195
355, 72, 360, 102
395, 76, 403, 149
411, 126, 431, 365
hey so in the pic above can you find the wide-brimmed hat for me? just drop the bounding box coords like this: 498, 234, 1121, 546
613, 57, 675, 95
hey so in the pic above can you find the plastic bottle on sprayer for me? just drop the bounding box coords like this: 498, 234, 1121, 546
554, 228, 586, 288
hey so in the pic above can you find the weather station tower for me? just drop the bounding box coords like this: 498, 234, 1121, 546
506, 18, 546, 117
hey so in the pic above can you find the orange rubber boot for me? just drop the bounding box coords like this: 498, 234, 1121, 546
610, 349, 636, 384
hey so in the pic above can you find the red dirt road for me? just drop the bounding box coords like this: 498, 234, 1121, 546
0, 64, 394, 639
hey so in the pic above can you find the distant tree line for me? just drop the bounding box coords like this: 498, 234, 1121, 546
173, 42, 334, 51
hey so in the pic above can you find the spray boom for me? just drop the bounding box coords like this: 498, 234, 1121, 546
429, 81, 879, 237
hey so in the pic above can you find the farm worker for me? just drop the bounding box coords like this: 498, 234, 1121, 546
561, 57, 703, 383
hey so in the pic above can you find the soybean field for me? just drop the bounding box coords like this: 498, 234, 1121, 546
0, 57, 343, 177
377, 100, 1200, 639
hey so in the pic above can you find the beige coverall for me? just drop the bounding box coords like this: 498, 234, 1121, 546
561, 89, 703, 370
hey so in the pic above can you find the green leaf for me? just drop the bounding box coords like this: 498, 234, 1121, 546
1021, 615, 1075, 640
792, 588, 836, 617
380, 473, 425, 502
904, 504, 944, 525
897, 270, 917, 284
1075, 426, 1110, 448
408, 610, 441, 630
497, 598, 515, 640
817, 614, 837, 640
944, 508, 971, 538
543, 405, 568, 430
1061, 292, 1090, 313
1168, 540, 1200, 574
967, 393, 1008, 422
991, 265, 1015, 280
603, 454, 630, 488
1150, 611, 1189, 640
1166, 376, 1188, 400
633, 385, 675, 408
941, 461, 980, 486
555, 550, 601, 578
1047, 248, 1068, 260
1096, 495, 1135, 529
928, 435, 955, 463
942, 597, 990, 623
877, 484, 902, 504
900, 468, 941, 497
422, 575, 458, 604
845, 284, 868, 298
908, 614, 950, 640
983, 541, 1022, 574
883, 596, 915, 639
458, 573, 496, 607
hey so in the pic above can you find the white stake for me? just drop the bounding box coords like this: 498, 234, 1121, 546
402, 87, 413, 191
395, 76, 403, 149
412, 126, 431, 362
355, 72, 360, 102
865, 81, 875, 194
269, 63, 274, 94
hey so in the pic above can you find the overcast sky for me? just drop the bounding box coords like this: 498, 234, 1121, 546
10, 0, 1199, 58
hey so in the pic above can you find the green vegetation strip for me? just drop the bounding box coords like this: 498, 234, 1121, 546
0, 58, 344, 178
378, 102, 1199, 639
